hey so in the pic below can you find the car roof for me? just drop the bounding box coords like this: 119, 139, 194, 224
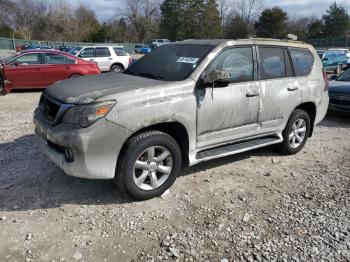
18, 49, 77, 58
79, 45, 124, 48
174, 38, 312, 49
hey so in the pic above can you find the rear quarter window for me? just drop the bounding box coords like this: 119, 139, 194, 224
289, 48, 314, 77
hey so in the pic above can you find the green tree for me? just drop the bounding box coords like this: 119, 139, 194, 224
255, 7, 288, 38
160, 0, 221, 40
308, 19, 323, 39
322, 1, 350, 37
0, 22, 12, 37
224, 14, 249, 39
201, 0, 222, 38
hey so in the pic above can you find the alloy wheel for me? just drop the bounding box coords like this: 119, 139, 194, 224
133, 146, 173, 191
289, 118, 307, 149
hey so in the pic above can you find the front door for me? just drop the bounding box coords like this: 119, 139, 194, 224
4, 53, 44, 89
94, 47, 112, 72
196, 46, 260, 149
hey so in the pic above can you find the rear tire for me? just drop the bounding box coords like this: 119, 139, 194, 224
115, 131, 182, 200
279, 109, 311, 155
110, 65, 123, 73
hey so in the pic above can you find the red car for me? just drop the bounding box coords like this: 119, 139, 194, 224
0, 50, 100, 95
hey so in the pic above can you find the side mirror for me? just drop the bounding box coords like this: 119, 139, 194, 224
12, 61, 19, 67
329, 74, 337, 80
202, 70, 230, 87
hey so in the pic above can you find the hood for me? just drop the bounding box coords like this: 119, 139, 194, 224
45, 72, 168, 104
329, 80, 350, 94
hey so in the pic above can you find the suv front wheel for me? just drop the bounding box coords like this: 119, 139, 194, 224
279, 109, 311, 155
116, 131, 182, 200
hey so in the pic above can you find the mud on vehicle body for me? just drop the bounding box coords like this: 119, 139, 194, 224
34, 39, 329, 200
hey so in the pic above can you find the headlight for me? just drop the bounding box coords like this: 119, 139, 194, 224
62, 101, 116, 128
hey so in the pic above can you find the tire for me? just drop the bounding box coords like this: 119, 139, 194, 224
279, 109, 311, 155
110, 65, 123, 73
0, 78, 5, 95
70, 74, 82, 78
115, 131, 182, 200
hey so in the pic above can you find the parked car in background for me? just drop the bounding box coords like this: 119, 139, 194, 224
15, 45, 31, 52
152, 39, 171, 47
320, 50, 348, 74
58, 46, 74, 53
328, 48, 350, 65
0, 50, 100, 95
72, 46, 132, 72
134, 44, 152, 54
328, 69, 350, 113
33, 39, 329, 200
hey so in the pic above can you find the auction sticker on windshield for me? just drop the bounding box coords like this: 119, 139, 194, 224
177, 57, 199, 64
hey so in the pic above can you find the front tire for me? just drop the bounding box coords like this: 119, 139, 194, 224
115, 131, 182, 200
279, 109, 311, 155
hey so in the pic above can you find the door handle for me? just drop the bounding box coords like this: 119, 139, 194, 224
66, 66, 72, 69
287, 86, 299, 92
89, 59, 94, 61
108, 58, 113, 60
246, 91, 260, 97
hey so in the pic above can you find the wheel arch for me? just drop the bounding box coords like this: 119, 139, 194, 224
295, 102, 317, 137
116, 121, 190, 174
110, 63, 125, 71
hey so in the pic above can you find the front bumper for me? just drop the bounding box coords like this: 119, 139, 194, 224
34, 109, 131, 179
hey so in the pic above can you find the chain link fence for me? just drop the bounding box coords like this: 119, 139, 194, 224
307, 37, 350, 49
0, 37, 141, 53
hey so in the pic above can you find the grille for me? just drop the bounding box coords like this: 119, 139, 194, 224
40, 95, 61, 123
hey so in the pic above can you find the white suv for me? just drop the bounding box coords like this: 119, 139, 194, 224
73, 46, 132, 72
152, 39, 171, 47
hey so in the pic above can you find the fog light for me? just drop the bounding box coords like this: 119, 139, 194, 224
64, 147, 74, 162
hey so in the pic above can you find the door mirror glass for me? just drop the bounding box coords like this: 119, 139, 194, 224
202, 70, 231, 87
13, 61, 19, 67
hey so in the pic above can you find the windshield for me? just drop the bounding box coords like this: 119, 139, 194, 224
336, 69, 350, 81
124, 44, 214, 81
69, 47, 82, 55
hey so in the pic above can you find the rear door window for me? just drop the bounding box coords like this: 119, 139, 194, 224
289, 48, 314, 77
95, 47, 111, 57
259, 47, 286, 80
46, 53, 75, 64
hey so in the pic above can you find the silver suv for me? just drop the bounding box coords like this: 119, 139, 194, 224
72, 46, 132, 72
34, 39, 329, 200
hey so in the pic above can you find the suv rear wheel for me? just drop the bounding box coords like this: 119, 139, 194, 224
116, 131, 182, 200
110, 64, 123, 73
279, 109, 311, 155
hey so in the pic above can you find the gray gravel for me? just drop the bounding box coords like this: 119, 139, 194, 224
0, 92, 349, 261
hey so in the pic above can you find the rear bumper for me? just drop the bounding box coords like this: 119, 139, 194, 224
34, 109, 131, 179
315, 92, 329, 125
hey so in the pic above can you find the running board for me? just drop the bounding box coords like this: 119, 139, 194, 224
196, 136, 283, 161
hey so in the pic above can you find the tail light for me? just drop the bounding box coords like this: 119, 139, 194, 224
129, 56, 132, 65
322, 69, 329, 91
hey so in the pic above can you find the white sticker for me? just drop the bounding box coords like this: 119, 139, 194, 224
177, 57, 199, 64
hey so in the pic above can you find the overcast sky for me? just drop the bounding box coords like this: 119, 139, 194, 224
65, 0, 350, 21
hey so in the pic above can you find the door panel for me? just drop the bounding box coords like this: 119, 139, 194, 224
41, 53, 76, 86
4, 53, 44, 88
196, 47, 260, 149
257, 47, 301, 133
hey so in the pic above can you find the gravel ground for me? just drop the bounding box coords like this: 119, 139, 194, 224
0, 91, 349, 262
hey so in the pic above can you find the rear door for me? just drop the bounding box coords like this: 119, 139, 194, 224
4, 53, 45, 88
257, 46, 301, 133
94, 47, 112, 72
41, 53, 77, 86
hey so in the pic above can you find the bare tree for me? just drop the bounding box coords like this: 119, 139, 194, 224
122, 0, 160, 42
236, 0, 264, 24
